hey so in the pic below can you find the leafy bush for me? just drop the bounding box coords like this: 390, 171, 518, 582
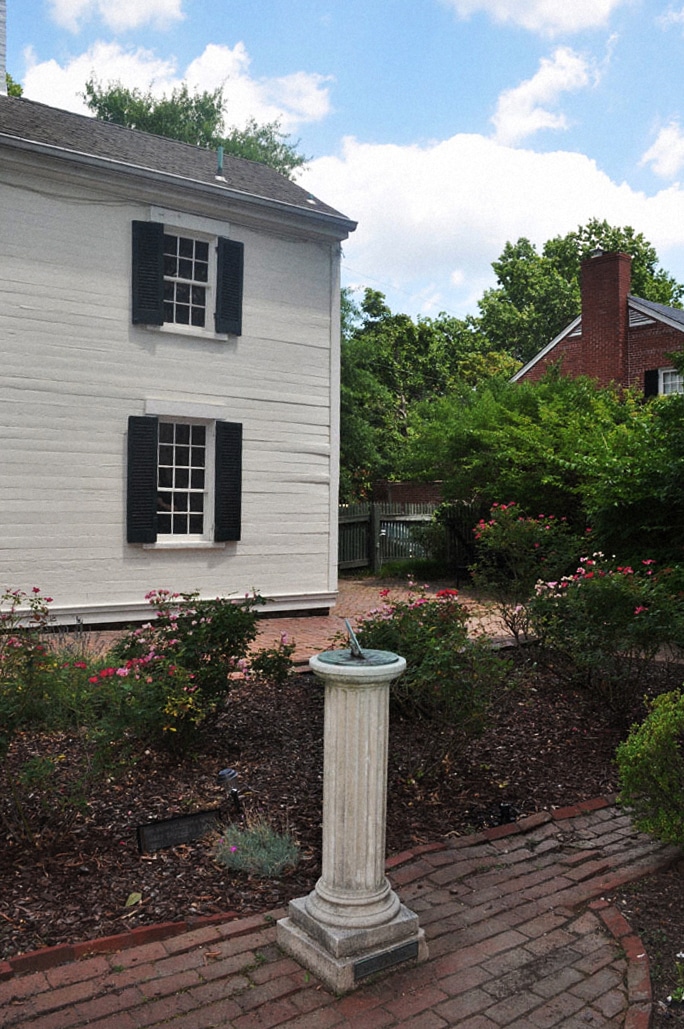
249, 632, 296, 684
215, 817, 299, 876
617, 690, 684, 844
529, 558, 684, 714
470, 504, 583, 642
354, 584, 509, 727
106, 589, 263, 751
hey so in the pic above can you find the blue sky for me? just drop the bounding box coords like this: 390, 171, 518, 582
7, 0, 684, 319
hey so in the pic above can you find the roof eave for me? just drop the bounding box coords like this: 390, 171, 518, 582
628, 296, 684, 334
0, 132, 357, 239
510, 315, 582, 382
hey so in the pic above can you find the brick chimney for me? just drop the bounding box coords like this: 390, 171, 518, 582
579, 249, 632, 387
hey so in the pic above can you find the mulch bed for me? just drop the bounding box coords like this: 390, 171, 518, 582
1, 652, 683, 1019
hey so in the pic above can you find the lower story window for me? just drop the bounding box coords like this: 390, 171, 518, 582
661, 368, 684, 395
127, 415, 242, 544
157, 421, 209, 536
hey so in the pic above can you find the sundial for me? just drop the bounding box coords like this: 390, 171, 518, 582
317, 619, 401, 667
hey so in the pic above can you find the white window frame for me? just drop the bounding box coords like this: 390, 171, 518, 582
149, 208, 232, 342
660, 368, 684, 395
155, 417, 216, 542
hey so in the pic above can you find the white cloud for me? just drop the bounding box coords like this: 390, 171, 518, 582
443, 0, 628, 36
302, 133, 684, 317
641, 120, 684, 179
22, 41, 332, 131
492, 47, 595, 145
48, 0, 184, 33
658, 6, 684, 30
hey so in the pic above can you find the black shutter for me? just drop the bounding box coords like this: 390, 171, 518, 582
214, 421, 242, 541
215, 238, 244, 335
127, 416, 158, 543
132, 221, 164, 325
644, 369, 659, 398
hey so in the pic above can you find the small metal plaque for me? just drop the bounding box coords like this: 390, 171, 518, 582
136, 809, 219, 854
317, 649, 400, 667
354, 940, 420, 981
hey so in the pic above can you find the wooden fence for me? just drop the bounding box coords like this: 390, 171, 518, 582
338, 500, 487, 576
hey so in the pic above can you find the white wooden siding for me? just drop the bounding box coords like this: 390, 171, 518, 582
0, 157, 343, 620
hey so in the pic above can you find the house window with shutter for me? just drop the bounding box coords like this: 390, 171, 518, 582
645, 368, 684, 397
127, 415, 242, 545
132, 221, 243, 336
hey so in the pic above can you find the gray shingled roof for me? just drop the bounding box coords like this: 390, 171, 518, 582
628, 294, 684, 328
0, 94, 355, 228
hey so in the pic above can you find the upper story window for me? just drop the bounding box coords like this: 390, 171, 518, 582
132, 221, 244, 336
163, 234, 210, 328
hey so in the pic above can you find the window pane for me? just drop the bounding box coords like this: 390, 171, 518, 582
189, 515, 203, 534
176, 424, 190, 444
196, 241, 209, 261
158, 513, 172, 534
192, 425, 206, 445
159, 444, 174, 465
158, 466, 173, 488
191, 308, 205, 327
176, 283, 190, 304
175, 467, 189, 489
173, 514, 188, 534
191, 446, 205, 467
191, 468, 205, 489
176, 305, 190, 324
189, 493, 204, 512
179, 237, 194, 257
158, 491, 173, 512
164, 255, 177, 277
176, 445, 190, 466
178, 258, 193, 280
159, 423, 174, 443
173, 493, 188, 512
163, 234, 177, 254
195, 261, 208, 283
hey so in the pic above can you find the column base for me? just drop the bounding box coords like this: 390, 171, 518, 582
277, 897, 428, 994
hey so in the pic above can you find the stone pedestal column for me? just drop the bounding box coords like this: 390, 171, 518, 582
277, 651, 428, 993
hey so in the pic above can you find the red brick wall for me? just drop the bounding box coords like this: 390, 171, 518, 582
518, 251, 683, 389
372, 480, 443, 504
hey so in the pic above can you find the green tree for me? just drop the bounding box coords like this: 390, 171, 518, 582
479, 219, 684, 363
6, 73, 22, 97
83, 80, 306, 179
339, 288, 513, 499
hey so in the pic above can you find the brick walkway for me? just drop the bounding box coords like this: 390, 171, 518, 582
1, 800, 678, 1028
253, 577, 508, 667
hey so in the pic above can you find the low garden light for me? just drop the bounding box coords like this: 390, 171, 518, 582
217, 767, 242, 816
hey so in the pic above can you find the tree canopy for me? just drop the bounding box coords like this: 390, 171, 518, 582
83, 80, 307, 179
478, 218, 684, 363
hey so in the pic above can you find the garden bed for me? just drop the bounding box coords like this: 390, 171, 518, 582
2, 654, 684, 1020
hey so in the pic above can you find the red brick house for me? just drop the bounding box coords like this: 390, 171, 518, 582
512, 250, 684, 395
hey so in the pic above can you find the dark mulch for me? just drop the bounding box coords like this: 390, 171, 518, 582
1, 653, 683, 1020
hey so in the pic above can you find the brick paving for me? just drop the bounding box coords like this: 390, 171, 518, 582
1, 801, 678, 1027
5, 581, 677, 1027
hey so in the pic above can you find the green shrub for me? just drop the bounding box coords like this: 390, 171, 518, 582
215, 818, 299, 876
354, 584, 509, 728
107, 589, 263, 751
529, 558, 684, 714
249, 632, 296, 684
470, 504, 583, 642
617, 689, 684, 845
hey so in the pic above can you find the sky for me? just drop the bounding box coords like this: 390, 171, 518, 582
7, 0, 684, 320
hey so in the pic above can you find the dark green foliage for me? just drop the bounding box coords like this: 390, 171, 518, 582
617, 690, 684, 844
354, 586, 509, 727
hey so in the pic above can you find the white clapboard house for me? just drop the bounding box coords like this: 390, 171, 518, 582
0, 93, 356, 623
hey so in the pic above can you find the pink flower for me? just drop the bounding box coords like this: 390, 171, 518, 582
634, 606, 648, 615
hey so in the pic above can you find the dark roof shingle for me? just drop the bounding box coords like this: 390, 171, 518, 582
0, 94, 354, 228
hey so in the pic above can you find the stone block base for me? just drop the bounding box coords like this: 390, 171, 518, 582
277, 900, 428, 994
